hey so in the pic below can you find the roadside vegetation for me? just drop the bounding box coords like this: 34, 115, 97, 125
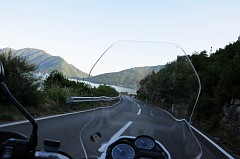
137, 40, 240, 156
0, 50, 119, 122
1, 40, 239, 156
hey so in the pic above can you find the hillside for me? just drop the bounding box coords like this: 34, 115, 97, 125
137, 40, 240, 156
0, 48, 88, 78
87, 65, 163, 89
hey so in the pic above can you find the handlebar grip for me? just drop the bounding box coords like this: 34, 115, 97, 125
35, 151, 71, 159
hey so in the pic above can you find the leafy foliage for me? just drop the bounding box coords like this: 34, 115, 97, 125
43, 70, 119, 105
137, 41, 240, 152
0, 50, 42, 107
92, 85, 119, 97
137, 56, 199, 119
137, 41, 240, 123
43, 70, 90, 105
193, 41, 240, 124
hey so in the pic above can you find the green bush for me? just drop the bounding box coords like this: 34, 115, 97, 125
43, 85, 78, 105
92, 85, 119, 97
0, 51, 42, 107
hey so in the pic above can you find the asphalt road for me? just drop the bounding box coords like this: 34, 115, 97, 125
0, 96, 232, 159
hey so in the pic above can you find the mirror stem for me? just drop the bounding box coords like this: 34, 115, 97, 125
0, 82, 38, 151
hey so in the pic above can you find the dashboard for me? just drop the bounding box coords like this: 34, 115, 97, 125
105, 135, 169, 159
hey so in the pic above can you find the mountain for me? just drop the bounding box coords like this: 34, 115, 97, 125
87, 65, 163, 89
0, 48, 88, 78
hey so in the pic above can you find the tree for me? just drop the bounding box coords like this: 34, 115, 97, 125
0, 50, 42, 107
43, 70, 92, 104
137, 53, 207, 120
44, 70, 67, 89
92, 85, 119, 97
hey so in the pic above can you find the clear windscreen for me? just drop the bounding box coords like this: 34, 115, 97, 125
80, 41, 202, 159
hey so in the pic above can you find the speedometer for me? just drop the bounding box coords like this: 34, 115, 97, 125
135, 135, 155, 150
111, 143, 135, 159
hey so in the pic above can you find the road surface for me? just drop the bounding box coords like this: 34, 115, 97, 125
0, 96, 233, 159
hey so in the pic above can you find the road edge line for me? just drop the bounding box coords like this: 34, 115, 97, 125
0, 97, 122, 128
191, 125, 235, 159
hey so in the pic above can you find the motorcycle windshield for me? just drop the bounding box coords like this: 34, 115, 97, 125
80, 41, 202, 159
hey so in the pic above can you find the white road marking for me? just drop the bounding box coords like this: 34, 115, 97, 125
137, 108, 141, 115
126, 97, 141, 116
135, 104, 141, 115
191, 126, 235, 159
0, 97, 122, 128
0, 111, 91, 128
0, 120, 28, 128
98, 121, 133, 152
150, 112, 154, 117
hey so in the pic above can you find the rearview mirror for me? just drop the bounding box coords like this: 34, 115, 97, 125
0, 62, 4, 83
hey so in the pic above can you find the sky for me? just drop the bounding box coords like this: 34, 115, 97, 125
0, 0, 240, 74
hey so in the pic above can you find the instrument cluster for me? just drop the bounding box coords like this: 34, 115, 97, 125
107, 135, 167, 159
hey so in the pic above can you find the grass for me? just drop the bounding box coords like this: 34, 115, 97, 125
0, 99, 119, 123
194, 120, 240, 158
0, 104, 24, 122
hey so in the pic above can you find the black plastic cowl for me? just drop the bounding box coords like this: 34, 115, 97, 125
44, 139, 60, 152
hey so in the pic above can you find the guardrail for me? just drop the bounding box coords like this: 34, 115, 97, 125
66, 96, 120, 104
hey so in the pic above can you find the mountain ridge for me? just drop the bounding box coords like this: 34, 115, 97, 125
0, 47, 164, 88
0, 47, 88, 78
87, 65, 163, 89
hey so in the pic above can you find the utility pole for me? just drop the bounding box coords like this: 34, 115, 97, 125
209, 46, 213, 56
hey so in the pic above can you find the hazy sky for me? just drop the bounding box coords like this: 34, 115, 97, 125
0, 0, 240, 73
